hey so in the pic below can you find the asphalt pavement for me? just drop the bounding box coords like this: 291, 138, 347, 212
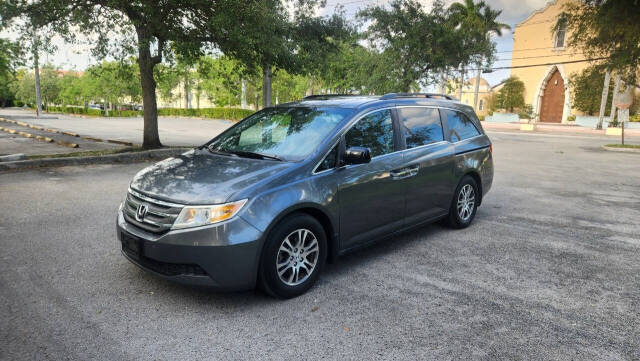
1, 132, 639, 360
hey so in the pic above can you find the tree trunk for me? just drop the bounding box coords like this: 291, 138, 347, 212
440, 69, 447, 94
596, 70, 611, 129
609, 74, 621, 123
241, 79, 247, 109
136, 30, 162, 149
473, 68, 481, 111
458, 66, 464, 101
262, 64, 272, 108
184, 74, 190, 109
33, 42, 42, 117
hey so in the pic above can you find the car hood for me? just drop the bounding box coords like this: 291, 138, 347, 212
130, 149, 293, 204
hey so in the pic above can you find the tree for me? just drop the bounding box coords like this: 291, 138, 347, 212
570, 67, 613, 116
358, 0, 451, 92
12, 0, 272, 148
85, 60, 141, 114
496, 77, 525, 112
560, 0, 640, 84
38, 64, 60, 111
11, 69, 36, 106
447, 0, 508, 102
196, 56, 244, 107
0, 38, 22, 107
226, 0, 350, 107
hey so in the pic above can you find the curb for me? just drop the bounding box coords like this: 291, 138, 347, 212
0, 148, 190, 171
602, 145, 640, 153
0, 116, 140, 147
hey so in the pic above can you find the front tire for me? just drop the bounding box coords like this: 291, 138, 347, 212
445, 176, 479, 229
259, 214, 327, 298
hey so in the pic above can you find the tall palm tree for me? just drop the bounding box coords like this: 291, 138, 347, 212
447, 0, 509, 108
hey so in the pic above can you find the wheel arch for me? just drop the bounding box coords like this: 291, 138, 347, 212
259, 204, 339, 267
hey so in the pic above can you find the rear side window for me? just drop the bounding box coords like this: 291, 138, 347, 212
345, 109, 394, 158
397, 107, 444, 148
443, 109, 480, 142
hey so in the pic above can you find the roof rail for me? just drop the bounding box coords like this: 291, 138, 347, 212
379, 93, 457, 101
303, 94, 362, 100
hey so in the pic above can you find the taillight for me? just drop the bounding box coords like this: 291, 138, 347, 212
489, 144, 493, 154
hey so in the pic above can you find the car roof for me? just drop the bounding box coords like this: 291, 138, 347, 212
277, 93, 469, 111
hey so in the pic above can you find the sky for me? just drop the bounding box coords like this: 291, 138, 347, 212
1, 0, 553, 87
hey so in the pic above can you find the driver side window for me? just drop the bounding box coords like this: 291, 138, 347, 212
344, 109, 394, 158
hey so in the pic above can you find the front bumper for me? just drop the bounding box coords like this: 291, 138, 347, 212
116, 209, 264, 291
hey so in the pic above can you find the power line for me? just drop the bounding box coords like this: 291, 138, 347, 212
495, 46, 556, 54
470, 57, 608, 72
495, 52, 586, 61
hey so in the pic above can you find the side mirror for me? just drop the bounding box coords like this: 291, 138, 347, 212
342, 146, 371, 165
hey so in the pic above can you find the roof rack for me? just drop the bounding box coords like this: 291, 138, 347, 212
303, 94, 363, 100
379, 93, 457, 101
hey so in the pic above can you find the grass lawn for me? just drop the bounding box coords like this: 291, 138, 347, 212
605, 144, 640, 149
28, 147, 150, 159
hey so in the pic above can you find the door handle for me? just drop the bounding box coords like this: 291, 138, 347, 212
391, 166, 419, 179
390, 169, 410, 178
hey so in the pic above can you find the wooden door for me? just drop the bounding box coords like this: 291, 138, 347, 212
539, 70, 565, 123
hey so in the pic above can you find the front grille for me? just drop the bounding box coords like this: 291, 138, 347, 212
123, 189, 182, 234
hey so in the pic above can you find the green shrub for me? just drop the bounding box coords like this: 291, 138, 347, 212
157, 107, 254, 121
630, 114, 640, 122
567, 115, 576, 122
478, 115, 485, 121
43, 105, 254, 121
517, 104, 535, 120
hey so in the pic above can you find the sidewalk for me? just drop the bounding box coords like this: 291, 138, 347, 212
482, 121, 640, 139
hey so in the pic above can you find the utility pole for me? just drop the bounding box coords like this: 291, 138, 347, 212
596, 70, 611, 130
473, 67, 481, 111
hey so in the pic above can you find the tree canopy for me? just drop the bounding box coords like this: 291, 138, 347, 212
496, 76, 525, 113
560, 0, 640, 84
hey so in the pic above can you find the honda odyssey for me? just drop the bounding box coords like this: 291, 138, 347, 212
116, 93, 494, 298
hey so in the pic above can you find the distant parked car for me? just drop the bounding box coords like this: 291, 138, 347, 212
88, 104, 102, 110
117, 93, 494, 298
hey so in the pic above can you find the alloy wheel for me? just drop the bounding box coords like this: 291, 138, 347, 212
457, 184, 475, 222
276, 228, 319, 286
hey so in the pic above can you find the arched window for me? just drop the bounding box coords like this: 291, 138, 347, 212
554, 18, 567, 49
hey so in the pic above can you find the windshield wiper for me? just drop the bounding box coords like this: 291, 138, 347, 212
205, 145, 237, 157
227, 150, 283, 161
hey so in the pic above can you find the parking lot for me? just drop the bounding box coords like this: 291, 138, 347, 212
1, 131, 640, 360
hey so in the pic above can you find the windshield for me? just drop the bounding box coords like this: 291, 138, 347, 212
208, 107, 352, 161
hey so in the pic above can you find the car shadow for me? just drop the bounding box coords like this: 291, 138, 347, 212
124, 221, 449, 308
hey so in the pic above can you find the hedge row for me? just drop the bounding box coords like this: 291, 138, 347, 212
44, 105, 253, 121
157, 107, 255, 121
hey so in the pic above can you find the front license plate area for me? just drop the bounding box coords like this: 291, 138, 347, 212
121, 232, 143, 260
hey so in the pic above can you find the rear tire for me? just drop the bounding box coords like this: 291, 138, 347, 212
445, 176, 479, 229
259, 214, 327, 298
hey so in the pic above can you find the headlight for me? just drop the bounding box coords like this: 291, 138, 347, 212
171, 199, 248, 230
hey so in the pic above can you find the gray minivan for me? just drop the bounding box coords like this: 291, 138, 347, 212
117, 93, 493, 298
